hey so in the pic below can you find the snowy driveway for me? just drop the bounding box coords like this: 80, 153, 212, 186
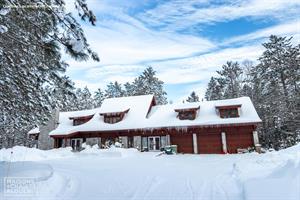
0, 146, 299, 200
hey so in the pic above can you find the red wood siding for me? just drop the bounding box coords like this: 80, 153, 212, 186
197, 133, 223, 154
170, 134, 194, 153
52, 125, 257, 153
226, 128, 254, 153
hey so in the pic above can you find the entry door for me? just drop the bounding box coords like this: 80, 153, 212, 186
148, 137, 160, 151
71, 139, 82, 151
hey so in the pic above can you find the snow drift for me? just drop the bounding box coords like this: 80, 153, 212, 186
0, 143, 299, 200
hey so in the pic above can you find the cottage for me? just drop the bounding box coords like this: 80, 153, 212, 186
49, 95, 261, 154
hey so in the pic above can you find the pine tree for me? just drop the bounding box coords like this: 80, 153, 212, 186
253, 35, 300, 149
186, 91, 199, 102
94, 88, 104, 107
205, 77, 224, 100
217, 61, 243, 98
131, 66, 167, 104
105, 81, 125, 98
50, 76, 77, 111
124, 82, 135, 97
0, 0, 99, 148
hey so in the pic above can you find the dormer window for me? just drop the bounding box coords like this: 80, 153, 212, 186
174, 106, 200, 120
215, 105, 241, 118
69, 115, 94, 126
100, 109, 129, 124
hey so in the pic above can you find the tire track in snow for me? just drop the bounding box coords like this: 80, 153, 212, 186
185, 179, 195, 200
130, 176, 161, 200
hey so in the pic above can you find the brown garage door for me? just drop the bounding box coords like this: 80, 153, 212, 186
197, 133, 223, 154
226, 132, 253, 153
171, 134, 193, 153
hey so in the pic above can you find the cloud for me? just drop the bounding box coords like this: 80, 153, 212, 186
81, 21, 215, 66
138, 0, 300, 32
64, 0, 300, 102
224, 19, 300, 45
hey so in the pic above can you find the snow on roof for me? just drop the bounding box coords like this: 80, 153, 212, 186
214, 98, 243, 108
28, 127, 40, 135
67, 108, 100, 119
174, 103, 200, 111
99, 96, 133, 114
49, 96, 261, 136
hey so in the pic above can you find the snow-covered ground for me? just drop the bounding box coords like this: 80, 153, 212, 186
0, 144, 299, 200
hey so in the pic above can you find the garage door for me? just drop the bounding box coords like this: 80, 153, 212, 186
197, 133, 223, 154
171, 134, 193, 153
226, 132, 253, 153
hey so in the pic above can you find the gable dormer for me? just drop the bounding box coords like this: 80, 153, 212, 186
174, 106, 200, 120
215, 104, 241, 118
69, 114, 94, 126
100, 109, 129, 124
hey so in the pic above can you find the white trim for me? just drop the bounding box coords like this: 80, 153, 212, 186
221, 132, 227, 153
166, 134, 171, 146
253, 131, 259, 145
192, 133, 198, 154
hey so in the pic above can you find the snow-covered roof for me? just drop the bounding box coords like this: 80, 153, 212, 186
214, 99, 242, 108
99, 96, 133, 114
28, 127, 40, 135
49, 95, 261, 136
174, 104, 200, 111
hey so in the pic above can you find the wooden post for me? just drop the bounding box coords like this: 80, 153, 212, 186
192, 133, 198, 154
252, 131, 259, 145
221, 132, 227, 154
64, 138, 67, 147
253, 131, 261, 153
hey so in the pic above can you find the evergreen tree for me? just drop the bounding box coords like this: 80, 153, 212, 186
131, 66, 167, 104
205, 77, 224, 100
73, 87, 94, 110
186, 91, 199, 102
217, 61, 243, 98
124, 82, 135, 97
50, 76, 77, 111
105, 81, 125, 98
0, 0, 99, 148
94, 88, 105, 107
253, 35, 300, 149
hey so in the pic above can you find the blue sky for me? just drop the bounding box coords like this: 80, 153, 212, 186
65, 0, 300, 102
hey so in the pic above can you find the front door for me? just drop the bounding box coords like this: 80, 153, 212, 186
148, 136, 160, 151
71, 139, 82, 151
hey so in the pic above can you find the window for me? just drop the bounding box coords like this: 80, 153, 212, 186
101, 109, 129, 124
219, 108, 239, 118
73, 119, 89, 126
142, 137, 148, 151
174, 106, 199, 120
103, 115, 123, 124
71, 115, 94, 126
178, 111, 196, 120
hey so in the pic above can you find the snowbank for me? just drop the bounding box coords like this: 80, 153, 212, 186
0, 145, 141, 162
0, 144, 299, 200
81, 144, 140, 158
0, 146, 74, 162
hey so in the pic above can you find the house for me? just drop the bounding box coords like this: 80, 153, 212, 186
49, 95, 262, 154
